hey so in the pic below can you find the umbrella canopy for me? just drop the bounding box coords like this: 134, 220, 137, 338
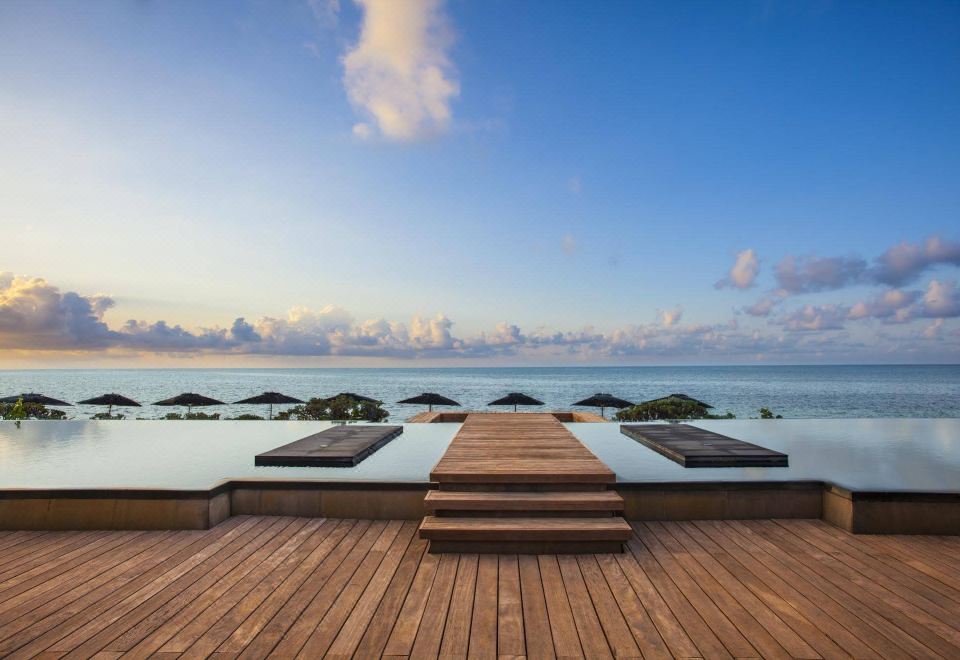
488, 392, 544, 412
78, 393, 141, 417
234, 392, 304, 405
0, 393, 72, 406
324, 392, 380, 404
233, 392, 304, 420
397, 392, 461, 412
572, 393, 634, 419
641, 393, 714, 409
153, 393, 224, 412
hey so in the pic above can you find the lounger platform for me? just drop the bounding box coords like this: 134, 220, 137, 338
255, 424, 403, 467
620, 423, 788, 467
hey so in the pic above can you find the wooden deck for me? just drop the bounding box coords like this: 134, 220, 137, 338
620, 424, 789, 468
430, 413, 615, 484
1, 516, 958, 658
254, 425, 403, 467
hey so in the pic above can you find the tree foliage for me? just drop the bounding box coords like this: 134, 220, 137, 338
276, 395, 389, 422
759, 407, 782, 419
615, 399, 735, 421
0, 400, 66, 420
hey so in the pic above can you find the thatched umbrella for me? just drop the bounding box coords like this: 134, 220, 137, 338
572, 393, 634, 419
78, 393, 141, 416
0, 393, 72, 406
153, 393, 224, 414
488, 392, 544, 413
324, 392, 380, 404
641, 393, 713, 408
398, 393, 461, 412
233, 392, 304, 420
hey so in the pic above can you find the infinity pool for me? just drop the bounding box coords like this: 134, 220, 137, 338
0, 418, 957, 492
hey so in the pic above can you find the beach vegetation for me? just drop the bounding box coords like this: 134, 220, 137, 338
759, 407, 783, 419
162, 412, 221, 420
91, 412, 125, 420
1, 399, 67, 420
615, 399, 735, 421
231, 414, 265, 420
277, 394, 389, 422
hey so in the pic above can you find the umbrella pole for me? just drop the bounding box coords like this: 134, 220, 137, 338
601, 406, 605, 419
269, 403, 273, 420
429, 404, 432, 412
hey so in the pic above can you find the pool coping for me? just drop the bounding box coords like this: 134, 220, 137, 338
1, 479, 957, 535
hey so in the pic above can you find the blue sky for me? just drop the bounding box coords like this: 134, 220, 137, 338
1, 0, 958, 366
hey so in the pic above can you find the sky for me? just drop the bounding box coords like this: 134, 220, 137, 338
1, 0, 959, 367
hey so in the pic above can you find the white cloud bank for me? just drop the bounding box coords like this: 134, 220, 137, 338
342, 0, 459, 141
3, 267, 957, 362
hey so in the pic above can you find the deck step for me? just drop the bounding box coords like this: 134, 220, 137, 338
424, 490, 624, 515
418, 516, 632, 542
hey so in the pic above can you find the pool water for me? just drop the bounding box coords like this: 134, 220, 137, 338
0, 418, 957, 492
570, 418, 960, 492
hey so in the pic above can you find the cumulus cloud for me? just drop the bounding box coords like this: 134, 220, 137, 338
760, 235, 960, 297
2, 270, 957, 362
0, 273, 116, 349
774, 254, 868, 294
774, 304, 849, 332
342, 0, 459, 141
715, 249, 760, 290
741, 293, 783, 317
873, 237, 960, 286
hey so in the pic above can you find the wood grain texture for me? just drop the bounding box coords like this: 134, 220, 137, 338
0, 517, 955, 658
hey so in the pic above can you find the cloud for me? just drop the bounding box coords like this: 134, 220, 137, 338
2, 271, 957, 362
847, 288, 921, 324
774, 254, 868, 294
342, 0, 459, 141
567, 176, 582, 194
774, 304, 849, 332
561, 234, 577, 256
873, 237, 960, 286
0, 273, 116, 349
741, 293, 783, 317
715, 249, 760, 290
761, 235, 960, 296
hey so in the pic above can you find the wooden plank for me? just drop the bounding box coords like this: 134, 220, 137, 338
351, 534, 429, 658
497, 554, 525, 658
575, 554, 641, 658
467, 554, 498, 659
255, 424, 403, 467
737, 520, 960, 658
621, 423, 788, 467
381, 547, 441, 656
324, 522, 420, 658
438, 552, 477, 658
217, 519, 357, 655
268, 520, 390, 656
693, 520, 906, 659
409, 553, 458, 658
536, 555, 582, 658
593, 554, 672, 659
517, 555, 555, 660
234, 519, 369, 658
424, 490, 624, 513
0, 517, 258, 658
643, 521, 791, 659
419, 517, 632, 542
123, 519, 328, 656
172, 520, 338, 656
431, 413, 615, 484
557, 555, 613, 659
296, 521, 408, 657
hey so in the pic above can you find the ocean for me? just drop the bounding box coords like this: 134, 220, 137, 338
1, 365, 958, 420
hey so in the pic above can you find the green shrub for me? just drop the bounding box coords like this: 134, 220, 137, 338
91, 412, 125, 420
615, 399, 735, 421
759, 407, 783, 419
276, 395, 388, 422
231, 414, 265, 420
0, 400, 66, 420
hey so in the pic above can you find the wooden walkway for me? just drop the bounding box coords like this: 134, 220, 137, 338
1, 517, 958, 658
424, 414, 629, 553
430, 413, 616, 484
